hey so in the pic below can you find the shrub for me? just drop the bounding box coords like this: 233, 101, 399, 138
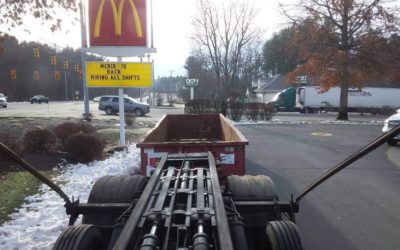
245, 102, 261, 122
259, 103, 275, 121
185, 99, 206, 114
228, 102, 246, 121
185, 99, 227, 114
64, 132, 105, 163
54, 122, 96, 143
20, 128, 60, 154
156, 97, 163, 106
221, 101, 228, 116
0, 132, 19, 160
125, 114, 137, 126
0, 132, 18, 151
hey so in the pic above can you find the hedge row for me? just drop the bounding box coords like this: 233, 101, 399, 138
184, 99, 228, 116
185, 100, 275, 122
1, 123, 105, 163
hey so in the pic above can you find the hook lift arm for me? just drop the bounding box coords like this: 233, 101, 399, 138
0, 143, 72, 204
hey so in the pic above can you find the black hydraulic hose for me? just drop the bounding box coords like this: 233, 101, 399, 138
229, 216, 248, 250
0, 143, 71, 204
296, 124, 400, 203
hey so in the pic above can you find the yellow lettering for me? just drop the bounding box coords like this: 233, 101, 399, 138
94, 0, 143, 38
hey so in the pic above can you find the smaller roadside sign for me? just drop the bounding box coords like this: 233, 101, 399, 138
186, 78, 199, 87
86, 62, 153, 88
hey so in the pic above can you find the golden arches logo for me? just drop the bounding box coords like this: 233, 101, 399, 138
94, 0, 143, 38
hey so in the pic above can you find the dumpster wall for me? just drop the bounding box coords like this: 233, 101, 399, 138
167, 114, 222, 141
137, 114, 248, 176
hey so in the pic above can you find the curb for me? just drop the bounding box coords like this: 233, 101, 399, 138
233, 120, 384, 126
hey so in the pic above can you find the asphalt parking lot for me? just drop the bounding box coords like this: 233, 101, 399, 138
239, 124, 400, 250
0, 101, 184, 121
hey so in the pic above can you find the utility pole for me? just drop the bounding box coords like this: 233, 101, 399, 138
79, 0, 90, 118
64, 70, 68, 101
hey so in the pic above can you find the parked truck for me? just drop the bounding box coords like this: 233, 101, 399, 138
270, 86, 400, 114
270, 87, 297, 112
297, 86, 400, 114
2, 114, 400, 250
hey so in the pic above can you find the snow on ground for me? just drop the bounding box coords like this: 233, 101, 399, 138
0, 145, 141, 250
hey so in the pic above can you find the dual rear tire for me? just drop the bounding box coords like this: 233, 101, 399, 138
53, 175, 147, 250
227, 175, 302, 250
53, 225, 102, 250
82, 175, 147, 226
266, 221, 302, 250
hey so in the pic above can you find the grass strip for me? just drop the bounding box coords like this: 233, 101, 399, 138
0, 171, 54, 224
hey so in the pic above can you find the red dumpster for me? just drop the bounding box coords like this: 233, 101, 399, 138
137, 114, 249, 176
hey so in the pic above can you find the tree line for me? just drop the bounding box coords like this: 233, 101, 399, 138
0, 34, 148, 101
1, 0, 399, 119
185, 0, 400, 120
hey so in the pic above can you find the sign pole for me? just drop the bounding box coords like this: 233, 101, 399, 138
186, 78, 198, 100
118, 57, 126, 145
80, 0, 90, 118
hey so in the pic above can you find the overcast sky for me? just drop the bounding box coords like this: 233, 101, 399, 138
3, 0, 288, 77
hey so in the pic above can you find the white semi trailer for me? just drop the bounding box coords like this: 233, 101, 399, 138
296, 86, 400, 114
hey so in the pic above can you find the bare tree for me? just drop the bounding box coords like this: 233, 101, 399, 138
282, 0, 399, 120
191, 0, 261, 99
0, 0, 77, 31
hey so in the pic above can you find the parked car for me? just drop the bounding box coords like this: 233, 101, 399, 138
382, 110, 400, 146
93, 96, 101, 103
30, 95, 49, 104
98, 95, 150, 116
0, 93, 7, 108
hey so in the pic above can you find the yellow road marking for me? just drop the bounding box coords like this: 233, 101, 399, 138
311, 132, 333, 137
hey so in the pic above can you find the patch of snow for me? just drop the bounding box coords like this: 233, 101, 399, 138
0, 145, 141, 250
232, 119, 384, 126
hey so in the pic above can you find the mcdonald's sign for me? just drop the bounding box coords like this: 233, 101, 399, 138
89, 0, 147, 46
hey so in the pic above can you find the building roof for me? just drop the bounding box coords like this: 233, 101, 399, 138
254, 74, 292, 93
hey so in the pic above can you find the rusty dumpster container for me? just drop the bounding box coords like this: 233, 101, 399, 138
137, 114, 249, 176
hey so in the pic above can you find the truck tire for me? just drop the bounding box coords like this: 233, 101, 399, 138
226, 175, 279, 201
387, 139, 397, 146
105, 107, 114, 115
82, 175, 147, 226
227, 174, 281, 246
266, 221, 303, 250
53, 224, 102, 250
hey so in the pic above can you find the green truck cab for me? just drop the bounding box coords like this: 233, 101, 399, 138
270, 87, 296, 112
